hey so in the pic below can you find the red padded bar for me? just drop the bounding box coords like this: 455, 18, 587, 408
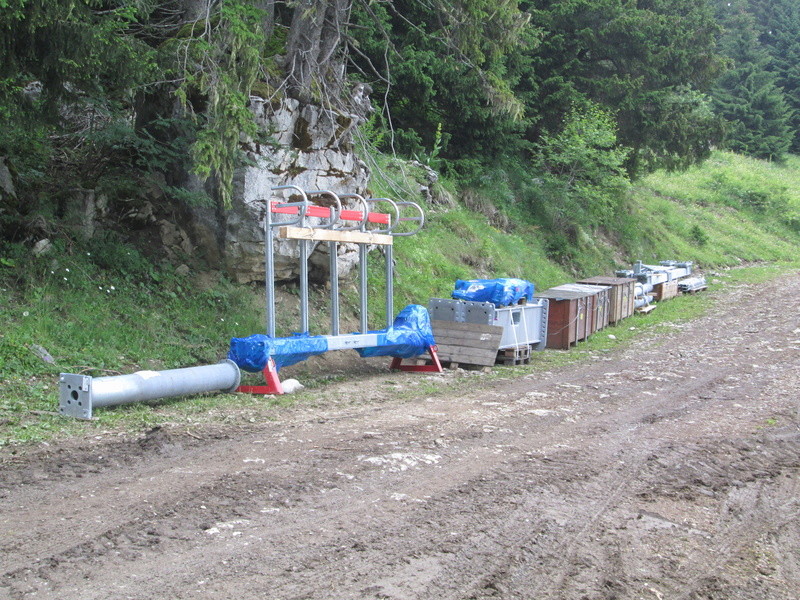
270, 201, 390, 225
271, 202, 331, 218
340, 209, 390, 224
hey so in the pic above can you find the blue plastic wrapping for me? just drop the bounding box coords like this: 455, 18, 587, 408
271, 334, 329, 369
357, 304, 436, 359
228, 334, 271, 372
228, 333, 329, 372
451, 278, 535, 307
229, 306, 435, 370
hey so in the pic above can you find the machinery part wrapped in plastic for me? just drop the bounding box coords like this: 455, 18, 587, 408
228, 335, 271, 372
357, 305, 436, 359
228, 333, 329, 372
451, 278, 535, 307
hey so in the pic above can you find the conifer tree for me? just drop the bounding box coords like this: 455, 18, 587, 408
747, 0, 800, 152
522, 0, 725, 176
712, 0, 792, 160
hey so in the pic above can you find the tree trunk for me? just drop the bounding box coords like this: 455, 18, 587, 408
284, 0, 351, 103
254, 0, 275, 39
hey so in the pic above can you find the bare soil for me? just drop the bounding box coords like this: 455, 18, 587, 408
1, 273, 799, 600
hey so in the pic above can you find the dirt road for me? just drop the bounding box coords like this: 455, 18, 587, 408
2, 273, 799, 600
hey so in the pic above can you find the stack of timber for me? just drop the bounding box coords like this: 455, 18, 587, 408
430, 320, 504, 370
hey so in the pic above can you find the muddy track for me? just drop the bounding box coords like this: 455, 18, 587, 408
1, 273, 799, 600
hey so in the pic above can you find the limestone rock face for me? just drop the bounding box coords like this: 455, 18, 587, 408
224, 97, 370, 284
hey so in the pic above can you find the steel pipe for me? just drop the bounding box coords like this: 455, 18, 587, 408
59, 360, 241, 420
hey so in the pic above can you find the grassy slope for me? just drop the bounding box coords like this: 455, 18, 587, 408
364, 151, 800, 323
1, 151, 799, 445
621, 152, 800, 264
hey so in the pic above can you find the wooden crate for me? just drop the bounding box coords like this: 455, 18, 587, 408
556, 283, 611, 333
576, 276, 636, 324
536, 287, 592, 349
652, 280, 679, 301
431, 319, 504, 367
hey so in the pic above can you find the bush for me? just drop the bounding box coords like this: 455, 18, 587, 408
534, 102, 631, 230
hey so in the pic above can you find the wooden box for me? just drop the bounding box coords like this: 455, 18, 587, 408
652, 280, 679, 302
535, 287, 593, 349
577, 276, 636, 324
556, 283, 612, 333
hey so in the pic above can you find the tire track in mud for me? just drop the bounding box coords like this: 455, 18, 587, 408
1, 272, 800, 599
400, 278, 800, 600
382, 359, 781, 598
272, 354, 798, 599
671, 467, 800, 600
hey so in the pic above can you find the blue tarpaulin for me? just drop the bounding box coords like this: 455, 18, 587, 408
357, 304, 436, 359
451, 278, 535, 307
228, 333, 329, 372
228, 305, 436, 371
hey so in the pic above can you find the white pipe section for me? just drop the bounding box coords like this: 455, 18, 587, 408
59, 360, 241, 420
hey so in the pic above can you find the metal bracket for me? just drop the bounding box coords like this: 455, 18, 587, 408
390, 346, 444, 373
59, 373, 93, 419
236, 358, 284, 395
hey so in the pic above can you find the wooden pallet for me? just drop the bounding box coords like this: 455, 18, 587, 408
681, 285, 708, 294
496, 344, 531, 366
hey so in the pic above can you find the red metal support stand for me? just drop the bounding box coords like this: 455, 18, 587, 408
390, 345, 444, 373
236, 358, 285, 395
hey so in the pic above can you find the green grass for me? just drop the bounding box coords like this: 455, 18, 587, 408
0, 237, 268, 445
366, 207, 569, 324
2, 260, 795, 447
624, 151, 800, 265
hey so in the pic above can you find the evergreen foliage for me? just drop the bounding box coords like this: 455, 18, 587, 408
348, 0, 535, 167
167, 0, 266, 207
711, 0, 792, 161
535, 102, 630, 230
746, 0, 800, 152
0, 1, 156, 174
1, 0, 799, 269
524, 0, 725, 176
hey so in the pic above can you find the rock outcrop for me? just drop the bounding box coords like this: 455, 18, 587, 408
221, 97, 371, 284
